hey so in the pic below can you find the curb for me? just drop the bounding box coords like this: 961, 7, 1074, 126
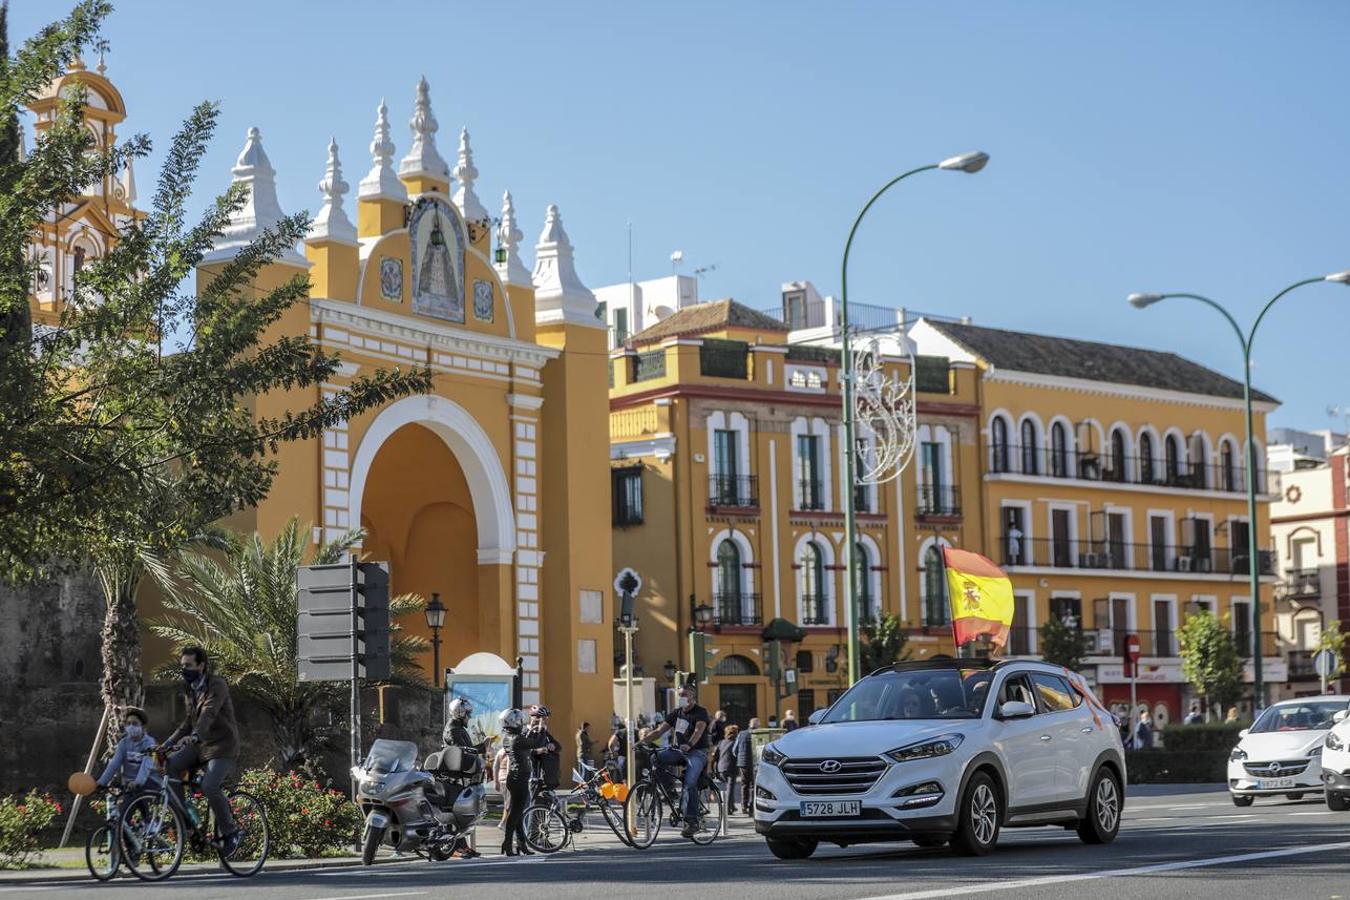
0, 853, 416, 886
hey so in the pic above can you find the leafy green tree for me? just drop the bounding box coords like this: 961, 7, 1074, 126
1039, 615, 1090, 672
860, 614, 911, 673
1178, 611, 1243, 720
149, 519, 429, 771
0, 2, 431, 716
1318, 619, 1346, 681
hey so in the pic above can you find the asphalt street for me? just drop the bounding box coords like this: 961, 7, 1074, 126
6, 787, 1350, 900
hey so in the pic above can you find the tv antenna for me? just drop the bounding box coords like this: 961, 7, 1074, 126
693, 262, 718, 280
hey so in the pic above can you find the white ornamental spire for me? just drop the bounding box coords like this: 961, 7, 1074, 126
531, 204, 600, 327
452, 127, 489, 226
359, 99, 407, 203
204, 127, 306, 266
119, 156, 136, 205
310, 137, 357, 244
398, 76, 449, 183
495, 189, 530, 286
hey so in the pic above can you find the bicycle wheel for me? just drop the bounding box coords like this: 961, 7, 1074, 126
624, 782, 662, 849
120, 794, 185, 882
596, 795, 635, 847
218, 790, 269, 877
688, 783, 723, 846
85, 823, 120, 881
522, 803, 569, 854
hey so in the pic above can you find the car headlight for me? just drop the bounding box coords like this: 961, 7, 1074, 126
1309, 745, 1323, 758
760, 744, 786, 767
886, 734, 965, 763
1229, 747, 1248, 763
1325, 732, 1344, 752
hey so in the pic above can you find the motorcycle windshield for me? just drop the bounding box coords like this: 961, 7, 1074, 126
363, 739, 419, 775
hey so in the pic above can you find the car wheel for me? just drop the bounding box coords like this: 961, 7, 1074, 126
952, 771, 1001, 856
1076, 768, 1122, 845
1231, 794, 1254, 808
912, 835, 948, 848
765, 837, 817, 860
1327, 792, 1350, 812
1285, 793, 1304, 801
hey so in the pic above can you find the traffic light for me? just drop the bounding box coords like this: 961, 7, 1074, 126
689, 631, 715, 684
357, 562, 390, 682
763, 641, 782, 684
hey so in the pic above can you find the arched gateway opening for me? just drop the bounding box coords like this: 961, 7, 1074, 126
347, 395, 516, 678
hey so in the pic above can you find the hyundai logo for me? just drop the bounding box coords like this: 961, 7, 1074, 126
819, 759, 842, 774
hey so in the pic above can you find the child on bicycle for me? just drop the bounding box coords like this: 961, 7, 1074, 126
95, 707, 160, 815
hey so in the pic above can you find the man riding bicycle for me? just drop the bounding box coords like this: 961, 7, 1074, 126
163, 646, 241, 855
643, 685, 711, 837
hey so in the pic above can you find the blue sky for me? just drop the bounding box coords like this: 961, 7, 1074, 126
15, 1, 1349, 431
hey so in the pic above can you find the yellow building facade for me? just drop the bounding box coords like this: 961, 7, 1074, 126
912, 319, 1281, 723
607, 299, 985, 726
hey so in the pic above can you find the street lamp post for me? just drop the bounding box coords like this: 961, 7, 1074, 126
840, 152, 989, 685
1128, 271, 1350, 708
424, 592, 446, 687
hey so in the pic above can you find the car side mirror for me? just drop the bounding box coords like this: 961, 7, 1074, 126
807, 709, 827, 726
1238, 728, 1249, 739
999, 700, 1035, 719
1334, 710, 1348, 724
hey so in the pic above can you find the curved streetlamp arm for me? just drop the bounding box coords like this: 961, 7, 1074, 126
1156, 292, 1249, 355
841, 165, 941, 306
1248, 277, 1327, 349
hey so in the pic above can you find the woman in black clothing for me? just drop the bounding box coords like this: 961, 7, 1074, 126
496, 708, 545, 856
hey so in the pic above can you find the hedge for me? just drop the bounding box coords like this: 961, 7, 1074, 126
1126, 750, 1229, 784
1159, 723, 1248, 753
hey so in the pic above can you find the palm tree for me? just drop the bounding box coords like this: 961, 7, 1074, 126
148, 518, 428, 771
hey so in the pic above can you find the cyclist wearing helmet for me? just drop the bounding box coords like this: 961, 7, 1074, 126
496, 708, 546, 856
441, 698, 493, 859
526, 705, 561, 789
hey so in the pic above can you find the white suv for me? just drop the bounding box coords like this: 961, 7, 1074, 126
1322, 707, 1350, 810
1226, 696, 1349, 806
753, 659, 1125, 858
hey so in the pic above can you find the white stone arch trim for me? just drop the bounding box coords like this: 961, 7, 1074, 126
986, 408, 1014, 471
1137, 424, 1162, 480
792, 531, 836, 625
1047, 414, 1076, 476
1016, 411, 1045, 475
854, 533, 884, 619
1106, 420, 1133, 480
347, 394, 516, 561
916, 535, 953, 626
709, 527, 756, 597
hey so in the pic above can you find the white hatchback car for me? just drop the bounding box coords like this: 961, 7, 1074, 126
753, 659, 1126, 858
1321, 707, 1350, 810
1227, 696, 1350, 806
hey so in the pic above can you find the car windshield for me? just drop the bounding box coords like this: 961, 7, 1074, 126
819, 668, 994, 723
1249, 701, 1348, 734
363, 739, 419, 774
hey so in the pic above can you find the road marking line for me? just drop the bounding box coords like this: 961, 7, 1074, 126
852, 840, 1350, 900
297, 892, 426, 900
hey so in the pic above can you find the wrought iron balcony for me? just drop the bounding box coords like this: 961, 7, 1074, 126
800, 594, 830, 625
797, 479, 826, 511
999, 536, 1274, 577
990, 443, 1263, 494
1279, 568, 1321, 600
916, 484, 961, 517
708, 474, 759, 509
713, 592, 762, 626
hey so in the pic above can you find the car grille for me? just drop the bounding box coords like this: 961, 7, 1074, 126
780, 756, 886, 796
1242, 759, 1310, 778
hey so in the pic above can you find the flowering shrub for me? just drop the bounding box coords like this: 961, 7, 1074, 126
237, 769, 360, 858
0, 791, 61, 869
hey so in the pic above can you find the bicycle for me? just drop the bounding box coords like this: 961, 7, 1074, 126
85, 785, 136, 881
622, 745, 723, 848
117, 750, 270, 881
522, 759, 635, 853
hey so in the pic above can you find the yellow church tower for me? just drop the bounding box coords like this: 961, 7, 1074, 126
193, 77, 614, 758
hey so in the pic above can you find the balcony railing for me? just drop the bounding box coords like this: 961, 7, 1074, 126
708, 474, 759, 509
713, 592, 762, 626
631, 349, 666, 382
990, 443, 1263, 494
1279, 568, 1321, 600
797, 479, 826, 511
1234, 630, 1280, 659
699, 339, 750, 379
801, 594, 830, 625
916, 484, 961, 517
999, 536, 1274, 577
1288, 650, 1321, 680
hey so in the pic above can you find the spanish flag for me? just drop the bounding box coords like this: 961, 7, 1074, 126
942, 547, 1015, 649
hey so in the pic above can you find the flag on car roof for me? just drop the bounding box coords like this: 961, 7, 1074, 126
942, 547, 1015, 649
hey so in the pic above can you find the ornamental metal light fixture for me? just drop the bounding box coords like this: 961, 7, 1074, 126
424, 592, 447, 629
937, 151, 990, 173
424, 592, 446, 687
663, 659, 677, 682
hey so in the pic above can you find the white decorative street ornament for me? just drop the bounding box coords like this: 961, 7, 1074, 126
851, 335, 916, 485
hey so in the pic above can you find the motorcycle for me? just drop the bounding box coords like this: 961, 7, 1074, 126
352, 738, 487, 864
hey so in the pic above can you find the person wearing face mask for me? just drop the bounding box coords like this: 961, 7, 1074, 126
96, 707, 160, 816
642, 686, 711, 837
163, 646, 241, 855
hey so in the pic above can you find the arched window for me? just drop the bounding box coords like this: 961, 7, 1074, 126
991, 417, 1010, 473
800, 542, 826, 625
853, 541, 876, 624
1050, 422, 1069, 478
714, 654, 760, 677
1139, 432, 1155, 484
1189, 433, 1209, 489
922, 544, 948, 626
1109, 428, 1127, 482
1020, 420, 1040, 475
715, 539, 742, 624
1221, 441, 1236, 492
1164, 434, 1181, 485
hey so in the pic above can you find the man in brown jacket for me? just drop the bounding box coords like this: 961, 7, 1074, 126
165, 646, 241, 851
